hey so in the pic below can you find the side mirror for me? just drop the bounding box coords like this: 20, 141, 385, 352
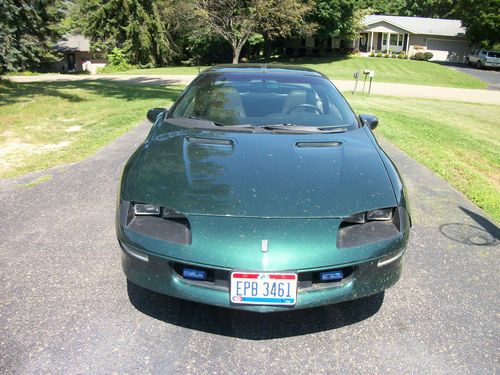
147, 107, 168, 123
359, 114, 378, 130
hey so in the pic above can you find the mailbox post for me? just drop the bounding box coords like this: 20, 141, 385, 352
368, 70, 375, 94
352, 71, 359, 94
362, 69, 371, 92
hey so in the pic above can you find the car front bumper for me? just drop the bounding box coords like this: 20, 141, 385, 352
118, 239, 406, 312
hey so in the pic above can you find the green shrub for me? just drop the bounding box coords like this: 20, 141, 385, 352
369, 51, 375, 57
384, 53, 390, 58
411, 51, 433, 61
99, 47, 134, 72
410, 52, 426, 61
391, 54, 397, 58
423, 52, 434, 60
376, 52, 383, 57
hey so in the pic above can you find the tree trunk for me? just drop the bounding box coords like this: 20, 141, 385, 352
232, 44, 242, 64
264, 35, 272, 59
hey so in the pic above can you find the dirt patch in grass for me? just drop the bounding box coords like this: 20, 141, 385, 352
0, 80, 184, 178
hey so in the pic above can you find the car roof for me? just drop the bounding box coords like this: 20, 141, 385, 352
201, 64, 325, 77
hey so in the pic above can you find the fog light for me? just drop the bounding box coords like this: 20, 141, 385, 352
183, 267, 207, 280
320, 270, 344, 281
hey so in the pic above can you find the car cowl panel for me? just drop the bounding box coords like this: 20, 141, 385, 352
127, 122, 397, 218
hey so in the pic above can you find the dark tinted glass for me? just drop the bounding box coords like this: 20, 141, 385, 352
170, 73, 358, 129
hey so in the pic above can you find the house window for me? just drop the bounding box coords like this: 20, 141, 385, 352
398, 34, 404, 46
390, 34, 398, 46
383, 33, 387, 45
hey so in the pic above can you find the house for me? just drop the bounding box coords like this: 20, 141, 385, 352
356, 15, 471, 62
53, 34, 107, 74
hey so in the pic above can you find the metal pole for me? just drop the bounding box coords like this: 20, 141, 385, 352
368, 76, 373, 95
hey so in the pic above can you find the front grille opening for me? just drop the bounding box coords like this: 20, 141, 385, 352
298, 267, 354, 289
171, 262, 230, 289
172, 263, 214, 282
313, 267, 354, 283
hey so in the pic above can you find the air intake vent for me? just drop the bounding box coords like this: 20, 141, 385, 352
295, 141, 343, 148
186, 136, 234, 146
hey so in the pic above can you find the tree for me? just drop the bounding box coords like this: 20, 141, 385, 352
403, 0, 458, 18
362, 0, 459, 18
78, 0, 177, 66
255, 0, 314, 59
358, 0, 405, 16
310, 0, 369, 49
454, 0, 500, 48
193, 0, 312, 63
0, 0, 61, 74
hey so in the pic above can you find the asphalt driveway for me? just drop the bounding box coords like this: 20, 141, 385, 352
442, 62, 500, 90
0, 122, 498, 374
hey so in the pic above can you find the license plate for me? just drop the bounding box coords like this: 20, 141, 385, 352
230, 272, 297, 306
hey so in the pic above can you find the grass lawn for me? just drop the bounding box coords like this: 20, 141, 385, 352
109, 56, 486, 89
348, 94, 500, 222
1, 80, 497, 221
0, 80, 183, 178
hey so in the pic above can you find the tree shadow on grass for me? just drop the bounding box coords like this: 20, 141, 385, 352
127, 280, 384, 340
0, 79, 184, 107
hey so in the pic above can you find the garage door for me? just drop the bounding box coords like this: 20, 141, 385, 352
426, 39, 471, 62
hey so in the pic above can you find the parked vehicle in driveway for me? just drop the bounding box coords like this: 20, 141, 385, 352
467, 49, 500, 69
116, 64, 411, 312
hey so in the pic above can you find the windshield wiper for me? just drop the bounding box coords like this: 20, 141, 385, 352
261, 124, 347, 133
187, 117, 255, 129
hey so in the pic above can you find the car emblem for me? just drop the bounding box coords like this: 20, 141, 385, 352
261, 239, 268, 253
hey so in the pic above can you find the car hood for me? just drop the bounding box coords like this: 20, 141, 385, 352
131, 122, 396, 218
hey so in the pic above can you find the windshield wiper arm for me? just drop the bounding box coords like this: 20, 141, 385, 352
187, 117, 254, 129
262, 124, 347, 133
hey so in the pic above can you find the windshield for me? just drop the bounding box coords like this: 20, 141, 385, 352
169, 72, 358, 130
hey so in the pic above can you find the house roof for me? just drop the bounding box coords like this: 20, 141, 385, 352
54, 34, 90, 52
363, 15, 466, 37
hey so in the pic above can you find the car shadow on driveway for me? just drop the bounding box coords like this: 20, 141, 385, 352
439, 207, 499, 246
127, 281, 384, 339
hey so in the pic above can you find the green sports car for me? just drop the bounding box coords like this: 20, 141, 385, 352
116, 64, 411, 312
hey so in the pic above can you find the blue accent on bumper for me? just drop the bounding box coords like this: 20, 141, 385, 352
320, 270, 344, 281
183, 267, 207, 280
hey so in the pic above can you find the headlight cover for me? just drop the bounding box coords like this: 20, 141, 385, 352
119, 202, 192, 245
343, 208, 394, 224
337, 207, 406, 248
